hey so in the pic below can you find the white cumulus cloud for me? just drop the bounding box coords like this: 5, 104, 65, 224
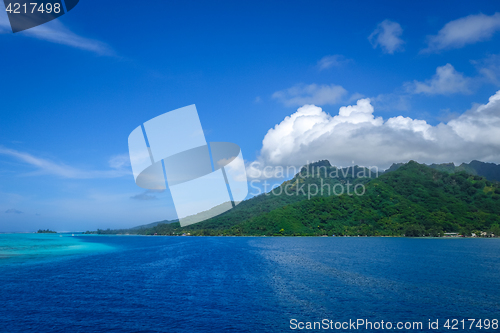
368, 20, 405, 54
272, 84, 347, 107
407, 64, 472, 95
252, 91, 500, 174
448, 92, 500, 145
423, 13, 500, 53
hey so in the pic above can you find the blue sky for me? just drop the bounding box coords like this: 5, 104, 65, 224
1, 0, 500, 231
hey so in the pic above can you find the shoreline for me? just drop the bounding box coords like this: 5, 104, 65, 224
76, 234, 500, 239
2, 233, 499, 239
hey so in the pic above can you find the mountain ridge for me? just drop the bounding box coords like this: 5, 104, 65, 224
385, 160, 500, 182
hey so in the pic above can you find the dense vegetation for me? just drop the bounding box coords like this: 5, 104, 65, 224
88, 161, 500, 237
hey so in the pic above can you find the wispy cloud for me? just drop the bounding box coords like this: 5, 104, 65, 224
272, 83, 348, 107
406, 64, 472, 95
108, 154, 131, 170
317, 55, 352, 70
130, 189, 165, 201
5, 208, 23, 214
423, 13, 500, 53
472, 54, 500, 86
369, 20, 405, 54
0, 10, 113, 55
0, 147, 130, 179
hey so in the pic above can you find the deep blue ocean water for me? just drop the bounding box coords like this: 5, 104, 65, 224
0, 235, 499, 332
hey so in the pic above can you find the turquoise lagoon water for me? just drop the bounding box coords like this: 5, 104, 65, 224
0, 233, 114, 265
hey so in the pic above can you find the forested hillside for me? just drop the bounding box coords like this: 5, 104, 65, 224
89, 161, 500, 237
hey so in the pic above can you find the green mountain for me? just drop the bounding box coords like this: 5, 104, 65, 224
467, 160, 500, 182
387, 160, 500, 182
94, 160, 500, 237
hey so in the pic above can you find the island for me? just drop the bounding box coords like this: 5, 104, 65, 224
37, 229, 57, 234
